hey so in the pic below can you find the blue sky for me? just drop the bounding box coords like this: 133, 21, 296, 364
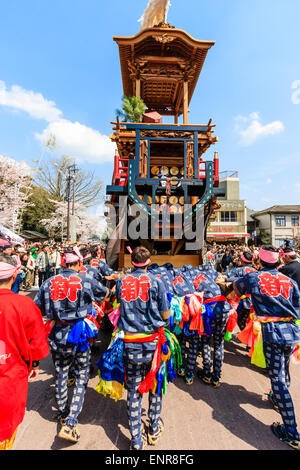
0, 0, 300, 211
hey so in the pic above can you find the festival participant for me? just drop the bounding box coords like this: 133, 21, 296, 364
171, 268, 199, 385
0, 254, 49, 450
233, 245, 300, 450
78, 248, 106, 284
34, 249, 110, 443
279, 247, 300, 290
115, 246, 170, 450
226, 251, 257, 331
193, 268, 232, 388
89, 247, 121, 281
147, 263, 175, 295
226, 251, 256, 279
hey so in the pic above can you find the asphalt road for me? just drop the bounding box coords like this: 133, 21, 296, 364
13, 289, 300, 451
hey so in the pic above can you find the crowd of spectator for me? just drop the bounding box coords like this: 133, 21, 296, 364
0, 240, 106, 293
1, 237, 300, 294
205, 242, 300, 274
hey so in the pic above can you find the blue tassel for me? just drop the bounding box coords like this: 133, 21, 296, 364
167, 292, 173, 306
202, 304, 215, 336
67, 319, 98, 352
155, 362, 166, 395
95, 337, 125, 385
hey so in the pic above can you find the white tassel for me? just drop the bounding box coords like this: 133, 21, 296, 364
139, 0, 171, 31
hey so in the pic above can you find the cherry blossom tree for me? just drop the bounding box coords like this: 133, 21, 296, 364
40, 200, 106, 242
0, 155, 32, 232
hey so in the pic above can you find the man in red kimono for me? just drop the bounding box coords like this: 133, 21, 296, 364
0, 254, 49, 450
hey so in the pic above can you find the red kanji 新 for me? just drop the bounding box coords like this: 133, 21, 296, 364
244, 267, 256, 274
173, 275, 184, 287
258, 272, 292, 300
194, 273, 208, 289
50, 275, 82, 302
121, 275, 151, 302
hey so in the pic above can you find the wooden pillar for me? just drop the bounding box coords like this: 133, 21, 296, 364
136, 79, 141, 98
183, 81, 189, 124
174, 114, 178, 124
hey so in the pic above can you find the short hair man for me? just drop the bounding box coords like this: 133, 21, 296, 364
115, 246, 170, 450
35, 249, 110, 443
233, 246, 300, 450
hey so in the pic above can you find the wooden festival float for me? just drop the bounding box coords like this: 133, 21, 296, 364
105, 21, 225, 270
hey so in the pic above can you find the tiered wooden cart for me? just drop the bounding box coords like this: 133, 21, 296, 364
106, 22, 224, 269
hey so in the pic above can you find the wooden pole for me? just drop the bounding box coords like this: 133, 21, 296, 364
136, 79, 141, 98
174, 114, 178, 124
183, 81, 188, 124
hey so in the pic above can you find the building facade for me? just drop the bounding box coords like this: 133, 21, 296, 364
207, 171, 249, 244
250, 205, 300, 247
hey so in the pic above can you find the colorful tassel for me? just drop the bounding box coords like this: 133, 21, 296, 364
95, 335, 125, 402
237, 313, 298, 368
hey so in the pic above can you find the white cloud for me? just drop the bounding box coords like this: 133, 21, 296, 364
0, 80, 115, 164
234, 112, 284, 146
35, 119, 116, 163
0, 80, 62, 122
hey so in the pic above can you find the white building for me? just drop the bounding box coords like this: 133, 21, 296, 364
251, 205, 300, 247
207, 171, 249, 244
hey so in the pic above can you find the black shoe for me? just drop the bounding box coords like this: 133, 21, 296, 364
177, 367, 185, 377
197, 369, 211, 385
211, 378, 221, 388
271, 422, 300, 450
184, 374, 194, 385
148, 418, 164, 446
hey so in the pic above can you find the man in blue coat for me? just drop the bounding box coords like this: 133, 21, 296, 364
233, 245, 300, 450
35, 249, 109, 443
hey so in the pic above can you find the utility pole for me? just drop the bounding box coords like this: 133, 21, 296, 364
67, 163, 78, 242
65, 173, 71, 242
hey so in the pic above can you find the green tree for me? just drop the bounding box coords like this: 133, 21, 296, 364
116, 96, 146, 123
21, 186, 56, 235
259, 229, 271, 245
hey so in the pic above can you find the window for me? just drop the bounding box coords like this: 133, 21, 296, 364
291, 216, 299, 227
221, 211, 237, 222
275, 216, 286, 227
